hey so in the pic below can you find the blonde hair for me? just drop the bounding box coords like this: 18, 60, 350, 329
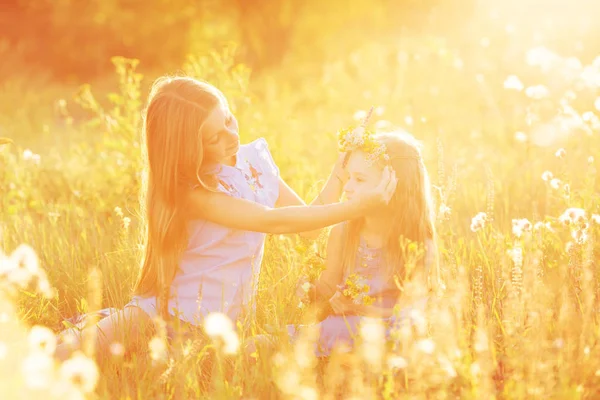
340, 130, 438, 289
133, 76, 226, 318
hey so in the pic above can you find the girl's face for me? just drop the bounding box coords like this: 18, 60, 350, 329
343, 151, 384, 201
202, 102, 240, 163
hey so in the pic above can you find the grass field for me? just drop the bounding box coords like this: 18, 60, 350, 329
2, 8, 600, 399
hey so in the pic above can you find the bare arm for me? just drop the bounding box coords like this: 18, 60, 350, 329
275, 174, 345, 239
311, 223, 346, 300
185, 185, 370, 234
275, 155, 348, 239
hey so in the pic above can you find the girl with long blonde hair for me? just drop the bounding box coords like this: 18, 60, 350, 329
56, 76, 396, 361
289, 129, 438, 356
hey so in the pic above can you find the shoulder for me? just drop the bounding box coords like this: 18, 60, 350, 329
239, 137, 279, 177
238, 137, 271, 159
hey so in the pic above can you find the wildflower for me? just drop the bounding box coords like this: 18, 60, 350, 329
438, 356, 458, 378
203, 312, 240, 354
439, 204, 452, 219
301, 282, 312, 293
387, 356, 408, 370
204, 312, 234, 337
470, 362, 482, 377
114, 207, 123, 218
222, 330, 240, 354
514, 131, 528, 142
525, 85, 550, 99
541, 171, 553, 181
122, 217, 131, 230
38, 278, 55, 299
416, 338, 436, 354
503, 75, 524, 91
338, 274, 375, 305
526, 46, 558, 69
374, 120, 391, 130
360, 318, 385, 342
550, 178, 561, 189
9, 244, 39, 274
512, 218, 532, 237
508, 247, 523, 268
560, 208, 586, 225
591, 214, 600, 225
148, 336, 168, 362
555, 148, 566, 158
29, 325, 57, 355
298, 300, 305, 309
59, 352, 99, 394
22, 352, 55, 389
572, 228, 589, 244
470, 212, 487, 232
110, 342, 125, 357
353, 110, 367, 121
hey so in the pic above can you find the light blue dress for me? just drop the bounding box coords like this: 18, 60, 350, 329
127, 138, 280, 326
288, 237, 429, 357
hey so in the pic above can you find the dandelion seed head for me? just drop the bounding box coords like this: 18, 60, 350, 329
22, 351, 55, 389
110, 342, 125, 357
541, 171, 553, 181
360, 318, 385, 342
416, 338, 436, 355
222, 330, 240, 355
59, 352, 99, 394
550, 178, 561, 190
29, 325, 57, 355
353, 110, 367, 121
514, 131, 528, 142
148, 336, 168, 362
504, 75, 524, 91
387, 356, 408, 370
438, 204, 451, 219
525, 85, 550, 99
204, 312, 234, 337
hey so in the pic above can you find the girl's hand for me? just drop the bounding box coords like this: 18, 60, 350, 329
355, 166, 397, 208
329, 291, 356, 315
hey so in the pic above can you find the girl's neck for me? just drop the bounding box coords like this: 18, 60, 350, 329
223, 155, 237, 167
360, 214, 391, 248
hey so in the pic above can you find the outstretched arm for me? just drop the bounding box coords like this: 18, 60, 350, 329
276, 154, 348, 239
184, 167, 395, 234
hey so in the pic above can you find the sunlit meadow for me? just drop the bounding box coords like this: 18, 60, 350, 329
2, 0, 600, 398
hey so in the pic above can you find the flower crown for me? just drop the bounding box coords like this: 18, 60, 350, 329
337, 107, 390, 166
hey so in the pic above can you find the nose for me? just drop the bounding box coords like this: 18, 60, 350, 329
224, 128, 239, 146
343, 181, 354, 197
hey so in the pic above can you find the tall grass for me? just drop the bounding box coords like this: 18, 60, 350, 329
2, 34, 600, 399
